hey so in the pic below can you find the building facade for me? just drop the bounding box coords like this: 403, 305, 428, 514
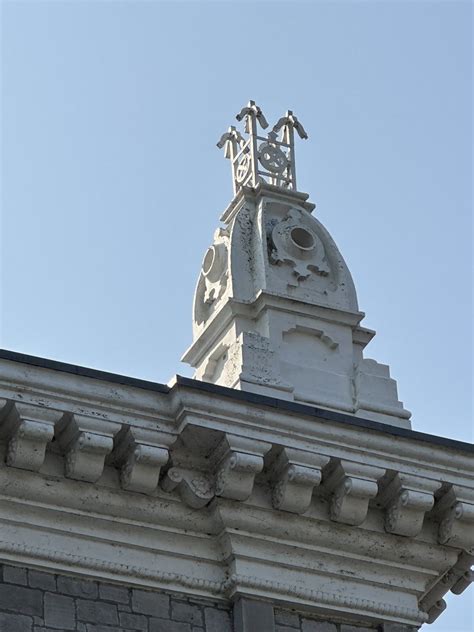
0, 103, 472, 632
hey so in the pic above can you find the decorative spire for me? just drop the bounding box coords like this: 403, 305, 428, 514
217, 100, 308, 195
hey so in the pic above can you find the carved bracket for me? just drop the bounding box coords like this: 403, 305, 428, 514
161, 467, 214, 509
0, 402, 61, 471
323, 460, 384, 526
56, 414, 121, 483
378, 474, 437, 537
420, 550, 474, 623
269, 447, 329, 514
434, 485, 474, 549
213, 435, 271, 501
113, 427, 172, 495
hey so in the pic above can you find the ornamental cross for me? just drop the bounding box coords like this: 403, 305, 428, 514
217, 100, 308, 195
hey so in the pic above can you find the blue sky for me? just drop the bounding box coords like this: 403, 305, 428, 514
1, 1, 472, 628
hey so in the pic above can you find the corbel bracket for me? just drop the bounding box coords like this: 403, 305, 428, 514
0, 401, 61, 471
161, 466, 214, 509
213, 435, 271, 501
112, 427, 173, 494
434, 485, 474, 549
269, 447, 329, 514
378, 473, 438, 537
323, 459, 384, 526
420, 550, 474, 623
56, 414, 121, 483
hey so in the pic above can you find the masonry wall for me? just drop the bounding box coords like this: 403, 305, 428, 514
0, 564, 232, 632
273, 608, 416, 632
0, 564, 418, 632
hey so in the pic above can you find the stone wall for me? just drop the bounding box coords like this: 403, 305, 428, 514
0, 564, 419, 632
0, 564, 232, 632
274, 608, 417, 632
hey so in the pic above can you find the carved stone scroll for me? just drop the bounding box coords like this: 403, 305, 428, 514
420, 550, 474, 622
113, 427, 172, 494
0, 402, 61, 471
56, 414, 121, 483
161, 467, 214, 509
213, 435, 271, 502
269, 447, 329, 514
434, 485, 474, 549
323, 460, 384, 526
378, 474, 438, 537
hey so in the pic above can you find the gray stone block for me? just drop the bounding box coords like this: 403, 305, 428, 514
29, 570, 57, 592
149, 620, 192, 632
44, 592, 75, 630
234, 597, 274, 631
0, 611, 33, 632
340, 626, 375, 632
34, 628, 66, 632
119, 611, 148, 630
99, 583, 130, 604
383, 626, 418, 632
76, 598, 119, 625
132, 588, 170, 618
275, 609, 300, 628
84, 626, 123, 632
3, 564, 28, 585
57, 575, 99, 598
0, 583, 43, 616
302, 621, 338, 632
204, 607, 233, 632
172, 600, 203, 626
276, 627, 300, 632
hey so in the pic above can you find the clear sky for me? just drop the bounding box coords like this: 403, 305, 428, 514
1, 1, 472, 629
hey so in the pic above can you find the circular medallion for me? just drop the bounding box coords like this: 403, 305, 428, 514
235, 154, 251, 183
258, 143, 287, 174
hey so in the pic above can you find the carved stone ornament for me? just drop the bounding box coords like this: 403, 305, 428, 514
269, 208, 329, 284
434, 485, 474, 549
420, 550, 474, 623
56, 414, 121, 483
0, 402, 61, 471
378, 474, 438, 537
323, 460, 384, 526
161, 467, 214, 509
269, 447, 329, 514
217, 100, 307, 194
213, 434, 271, 501
112, 427, 171, 495
438, 501, 474, 548
201, 228, 229, 306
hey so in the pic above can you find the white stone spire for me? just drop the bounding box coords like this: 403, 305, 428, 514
183, 101, 411, 428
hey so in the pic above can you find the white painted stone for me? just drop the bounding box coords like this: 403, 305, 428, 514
0, 357, 471, 627
55, 413, 121, 482
377, 473, 439, 537
0, 402, 61, 471
0, 104, 471, 630
112, 426, 172, 494
183, 102, 411, 428
268, 447, 328, 514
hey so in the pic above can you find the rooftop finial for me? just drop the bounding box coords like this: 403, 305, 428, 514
217, 101, 308, 195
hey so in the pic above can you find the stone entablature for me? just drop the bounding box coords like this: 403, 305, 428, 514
0, 351, 472, 629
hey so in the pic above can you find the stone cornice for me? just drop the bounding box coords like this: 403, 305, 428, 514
1, 350, 471, 455
0, 351, 472, 627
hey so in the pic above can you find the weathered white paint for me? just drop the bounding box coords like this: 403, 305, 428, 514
0, 358, 472, 627
184, 105, 410, 428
